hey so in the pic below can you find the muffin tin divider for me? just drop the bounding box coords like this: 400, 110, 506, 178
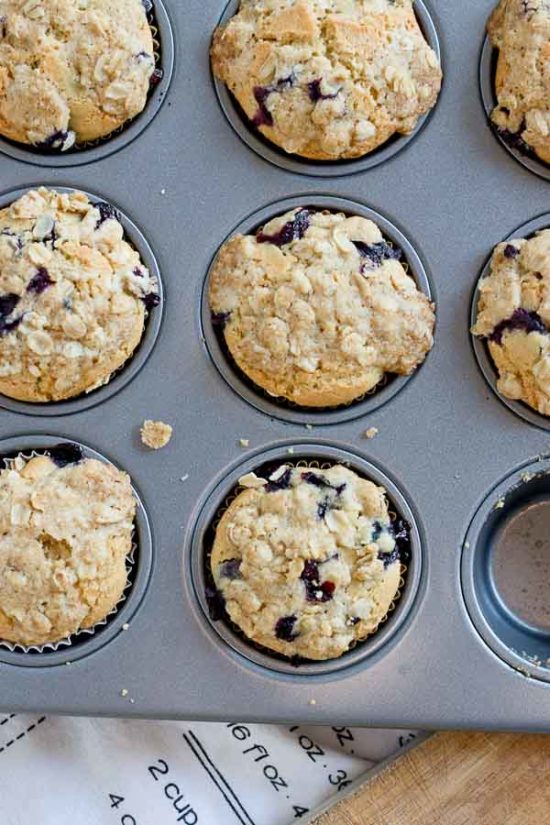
1, 0, 550, 731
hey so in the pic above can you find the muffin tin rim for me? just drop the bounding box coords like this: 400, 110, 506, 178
470, 211, 550, 433
0, 0, 175, 169
211, 0, 443, 179
200, 193, 436, 426
461, 453, 550, 684
184, 438, 426, 681
0, 184, 165, 418
0, 433, 154, 669
479, 35, 550, 183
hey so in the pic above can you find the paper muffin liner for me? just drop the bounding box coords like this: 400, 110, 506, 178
204, 458, 409, 664
211, 230, 413, 413
0, 449, 138, 656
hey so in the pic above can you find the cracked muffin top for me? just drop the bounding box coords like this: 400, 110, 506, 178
211, 463, 407, 661
488, 0, 550, 164
0, 0, 156, 149
472, 229, 550, 416
211, 0, 442, 161
0, 187, 159, 403
0, 446, 136, 647
209, 207, 435, 408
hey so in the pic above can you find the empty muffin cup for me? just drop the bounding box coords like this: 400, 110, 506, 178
462, 457, 550, 683
202, 195, 435, 426
211, 0, 442, 177
187, 441, 425, 677
0, 0, 174, 167
0, 436, 153, 667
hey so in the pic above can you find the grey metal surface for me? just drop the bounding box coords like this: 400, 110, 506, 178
0, 0, 550, 731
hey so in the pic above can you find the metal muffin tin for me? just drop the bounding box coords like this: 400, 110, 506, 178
1, 0, 550, 731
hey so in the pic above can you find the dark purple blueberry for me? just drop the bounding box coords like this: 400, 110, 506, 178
149, 67, 164, 88
377, 547, 400, 568
211, 311, 231, 330
0, 315, 22, 335
0, 293, 22, 334
251, 75, 294, 128
275, 615, 298, 641
219, 558, 242, 580
252, 86, 274, 128
0, 293, 20, 319
352, 240, 402, 269
300, 560, 335, 602
133, 266, 144, 278
95, 201, 119, 230
36, 130, 67, 148
307, 79, 340, 103
495, 123, 531, 156
27, 267, 54, 295
142, 0, 153, 10
205, 586, 226, 621
36, 130, 74, 152
489, 308, 547, 345
301, 471, 346, 497
257, 209, 310, 247
301, 471, 332, 489
317, 496, 330, 520
371, 521, 383, 540
348, 616, 361, 626
0, 16, 6, 39
265, 466, 293, 492
301, 559, 320, 582
504, 244, 520, 259
142, 292, 160, 312
48, 443, 84, 468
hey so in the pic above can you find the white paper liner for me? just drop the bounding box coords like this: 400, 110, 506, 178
0, 449, 138, 656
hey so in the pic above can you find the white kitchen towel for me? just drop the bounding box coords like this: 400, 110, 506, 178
0, 714, 418, 825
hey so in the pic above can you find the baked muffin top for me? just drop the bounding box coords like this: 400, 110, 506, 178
0, 187, 159, 403
211, 0, 442, 160
0, 446, 136, 647
211, 463, 406, 660
209, 207, 435, 407
488, 0, 550, 164
472, 229, 550, 416
0, 0, 156, 148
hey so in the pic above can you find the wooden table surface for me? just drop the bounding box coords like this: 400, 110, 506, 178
313, 732, 550, 825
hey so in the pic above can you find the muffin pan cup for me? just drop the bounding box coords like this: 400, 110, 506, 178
0, 435, 153, 668
470, 212, 550, 432
479, 36, 550, 182
188, 442, 423, 677
201, 194, 435, 426
0, 186, 164, 417
0, 0, 175, 168
2, 0, 550, 730
212, 0, 443, 178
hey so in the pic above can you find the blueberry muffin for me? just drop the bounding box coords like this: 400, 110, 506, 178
0, 0, 156, 150
488, 0, 550, 164
209, 208, 435, 407
211, 0, 442, 161
472, 230, 550, 416
0, 445, 136, 647
211, 464, 407, 661
0, 187, 159, 402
